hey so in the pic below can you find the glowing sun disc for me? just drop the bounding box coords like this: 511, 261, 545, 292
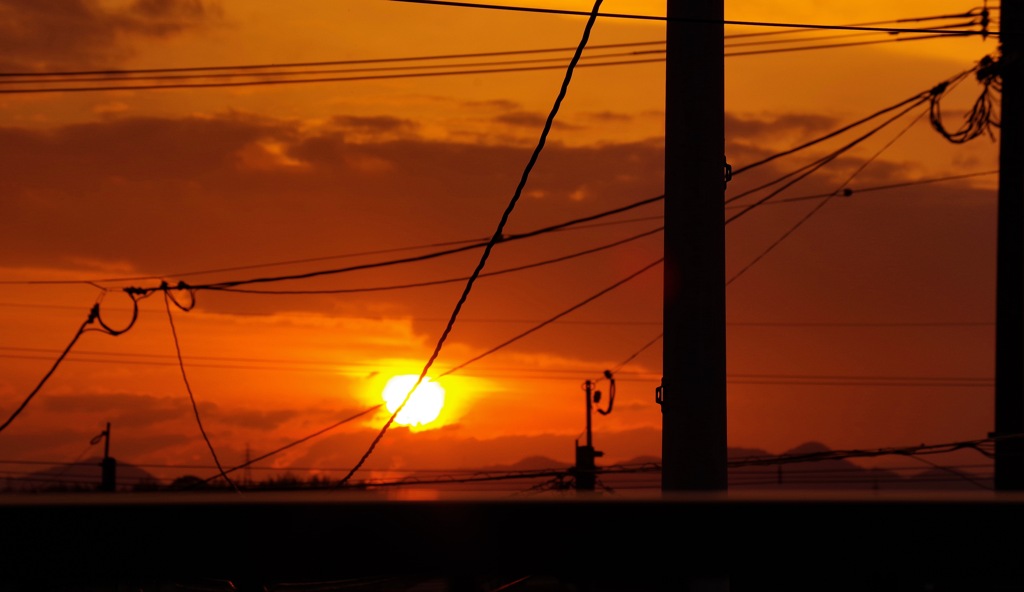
382, 375, 445, 427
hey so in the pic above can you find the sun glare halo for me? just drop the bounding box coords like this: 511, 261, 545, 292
381, 374, 445, 427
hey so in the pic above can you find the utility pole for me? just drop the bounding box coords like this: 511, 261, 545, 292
995, 1, 1024, 490
574, 380, 605, 491
661, 0, 728, 491
98, 422, 116, 492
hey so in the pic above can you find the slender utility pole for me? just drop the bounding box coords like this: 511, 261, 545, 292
574, 380, 600, 491
662, 0, 728, 491
99, 422, 116, 492
995, 1, 1024, 490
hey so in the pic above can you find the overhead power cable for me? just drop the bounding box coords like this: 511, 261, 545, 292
0, 307, 99, 434
728, 92, 932, 285
0, 293, 141, 435
729, 435, 998, 467
757, 170, 998, 206
0, 195, 663, 288
0, 15, 988, 95
0, 57, 664, 94
336, 0, 606, 487
906, 453, 992, 490
0, 41, 665, 79
112, 195, 664, 296
726, 93, 931, 223
438, 258, 662, 378
216, 226, 662, 295
200, 404, 381, 486
203, 60, 996, 466
731, 66, 975, 177
391, 0, 994, 36
0, 13, 973, 82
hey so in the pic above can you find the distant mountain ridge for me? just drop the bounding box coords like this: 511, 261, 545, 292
3, 442, 991, 492
3, 457, 158, 492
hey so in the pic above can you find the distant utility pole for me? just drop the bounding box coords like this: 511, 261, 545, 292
995, 0, 1024, 490
98, 422, 116, 492
661, 0, 728, 491
574, 380, 601, 491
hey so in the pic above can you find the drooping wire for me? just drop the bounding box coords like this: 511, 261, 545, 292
335, 0, 606, 487
930, 54, 1002, 143
163, 286, 239, 493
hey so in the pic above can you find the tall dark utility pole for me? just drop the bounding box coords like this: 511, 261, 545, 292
995, 1, 1024, 490
662, 0, 727, 491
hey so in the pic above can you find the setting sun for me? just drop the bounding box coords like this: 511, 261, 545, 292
382, 375, 445, 427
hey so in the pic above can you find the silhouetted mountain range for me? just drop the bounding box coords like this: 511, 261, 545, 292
2, 457, 158, 492
2, 442, 992, 492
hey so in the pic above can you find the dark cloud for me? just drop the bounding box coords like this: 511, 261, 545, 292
41, 392, 185, 427
207, 407, 300, 430
0, 0, 221, 71
330, 115, 420, 136
726, 112, 838, 139
37, 391, 300, 431
0, 111, 664, 283
494, 110, 581, 130
584, 111, 634, 123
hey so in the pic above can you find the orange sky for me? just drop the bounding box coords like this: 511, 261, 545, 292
0, 0, 1004, 485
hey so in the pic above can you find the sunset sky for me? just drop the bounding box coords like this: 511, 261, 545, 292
0, 0, 1005, 485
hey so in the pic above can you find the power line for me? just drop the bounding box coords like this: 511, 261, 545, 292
438, 258, 663, 379
728, 90, 932, 285
0, 56, 665, 94
115, 195, 665, 296
725, 92, 935, 223
758, 170, 998, 205
730, 66, 975, 178
0, 306, 98, 434
201, 405, 381, 485
0, 41, 665, 78
215, 226, 662, 295
336, 0, 606, 487
0, 195, 664, 288
725, 32, 958, 57
391, 0, 995, 36
0, 9, 985, 81
0, 27, 989, 94
0, 49, 656, 87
